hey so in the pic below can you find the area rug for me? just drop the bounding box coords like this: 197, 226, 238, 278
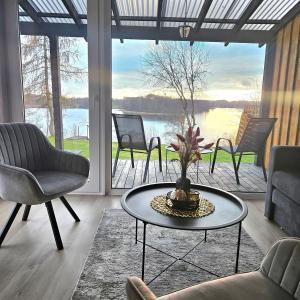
73, 209, 264, 299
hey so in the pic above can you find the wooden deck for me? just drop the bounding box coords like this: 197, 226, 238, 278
112, 159, 267, 192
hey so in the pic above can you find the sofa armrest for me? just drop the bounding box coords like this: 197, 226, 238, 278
268, 146, 300, 173
126, 277, 158, 300
0, 163, 43, 205
265, 146, 300, 218
49, 149, 90, 177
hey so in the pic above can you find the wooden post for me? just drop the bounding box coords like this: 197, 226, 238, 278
256, 41, 276, 166
49, 35, 63, 150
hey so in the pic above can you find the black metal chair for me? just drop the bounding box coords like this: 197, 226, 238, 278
112, 113, 162, 182
211, 118, 276, 184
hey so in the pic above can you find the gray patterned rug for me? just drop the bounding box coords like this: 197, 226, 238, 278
73, 209, 264, 299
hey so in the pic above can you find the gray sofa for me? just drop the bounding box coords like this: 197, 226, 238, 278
126, 238, 300, 300
265, 146, 300, 236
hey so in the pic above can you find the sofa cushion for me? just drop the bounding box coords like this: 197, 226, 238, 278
34, 171, 87, 198
272, 171, 300, 205
158, 271, 294, 300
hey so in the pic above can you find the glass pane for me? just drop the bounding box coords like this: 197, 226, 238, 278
59, 37, 89, 159
21, 35, 54, 143
111, 40, 266, 193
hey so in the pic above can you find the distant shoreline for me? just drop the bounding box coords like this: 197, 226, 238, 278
24, 94, 257, 114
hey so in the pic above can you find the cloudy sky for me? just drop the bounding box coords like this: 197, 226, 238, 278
61, 38, 266, 101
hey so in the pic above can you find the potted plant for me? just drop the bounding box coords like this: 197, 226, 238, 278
171, 126, 213, 200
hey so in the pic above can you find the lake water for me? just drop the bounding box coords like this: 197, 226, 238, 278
25, 107, 243, 144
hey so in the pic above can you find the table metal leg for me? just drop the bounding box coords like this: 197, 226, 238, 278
235, 222, 242, 273
135, 219, 138, 244
197, 159, 199, 182
204, 230, 207, 242
142, 222, 147, 281
209, 153, 212, 174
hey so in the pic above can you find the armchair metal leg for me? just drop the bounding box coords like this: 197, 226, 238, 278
112, 147, 120, 177
60, 196, 80, 222
0, 203, 22, 247
45, 201, 64, 250
22, 205, 31, 221
231, 153, 240, 185
143, 151, 151, 183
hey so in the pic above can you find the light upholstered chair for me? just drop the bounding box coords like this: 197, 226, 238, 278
0, 123, 89, 250
127, 238, 300, 300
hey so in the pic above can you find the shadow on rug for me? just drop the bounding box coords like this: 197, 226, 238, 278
73, 209, 264, 299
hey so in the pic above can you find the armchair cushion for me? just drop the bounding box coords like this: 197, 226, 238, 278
272, 171, 300, 205
159, 272, 293, 300
34, 171, 87, 198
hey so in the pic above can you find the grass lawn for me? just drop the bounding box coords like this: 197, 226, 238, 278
49, 137, 255, 163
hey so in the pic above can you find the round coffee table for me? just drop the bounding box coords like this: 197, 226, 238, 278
121, 182, 248, 282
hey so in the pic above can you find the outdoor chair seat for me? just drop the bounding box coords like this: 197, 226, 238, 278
33, 171, 87, 198
217, 145, 238, 153
272, 170, 300, 205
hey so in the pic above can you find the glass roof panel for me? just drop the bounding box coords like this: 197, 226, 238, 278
43, 17, 75, 24
19, 16, 34, 22
164, 0, 205, 18
223, 0, 253, 19
29, 0, 69, 13
202, 22, 228, 29
250, 0, 299, 20
206, 0, 235, 19
116, 0, 158, 17
120, 20, 156, 26
242, 23, 275, 30
72, 0, 87, 15
163, 21, 195, 28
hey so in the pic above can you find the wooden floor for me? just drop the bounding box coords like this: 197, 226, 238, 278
112, 159, 267, 192
0, 195, 286, 300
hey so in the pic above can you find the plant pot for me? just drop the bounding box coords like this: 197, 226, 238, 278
175, 176, 191, 194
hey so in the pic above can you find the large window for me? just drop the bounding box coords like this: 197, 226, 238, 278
21, 35, 89, 158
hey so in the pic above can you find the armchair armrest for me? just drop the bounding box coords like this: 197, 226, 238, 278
126, 277, 157, 300
49, 149, 90, 177
0, 164, 43, 205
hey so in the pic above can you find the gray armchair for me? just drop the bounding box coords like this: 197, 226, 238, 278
0, 123, 89, 250
265, 146, 300, 236
126, 238, 300, 300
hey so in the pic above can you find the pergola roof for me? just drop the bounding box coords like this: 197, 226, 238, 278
19, 0, 300, 44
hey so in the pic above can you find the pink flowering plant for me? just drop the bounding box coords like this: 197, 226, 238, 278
171, 126, 214, 178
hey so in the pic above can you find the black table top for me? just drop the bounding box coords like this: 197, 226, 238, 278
121, 183, 248, 231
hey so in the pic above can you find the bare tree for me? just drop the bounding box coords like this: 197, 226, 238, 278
142, 42, 209, 128
21, 36, 87, 136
